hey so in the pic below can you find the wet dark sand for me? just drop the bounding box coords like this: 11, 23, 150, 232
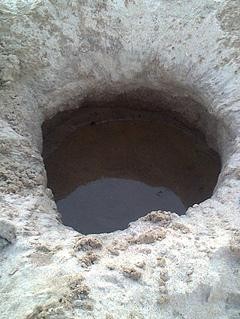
43, 115, 221, 234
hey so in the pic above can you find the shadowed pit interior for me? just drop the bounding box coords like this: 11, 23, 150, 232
42, 89, 221, 234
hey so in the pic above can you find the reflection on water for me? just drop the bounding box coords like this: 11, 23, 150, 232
43, 115, 221, 234
57, 178, 186, 234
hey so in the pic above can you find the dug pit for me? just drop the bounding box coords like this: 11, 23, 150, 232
42, 93, 221, 234
1, 1, 240, 318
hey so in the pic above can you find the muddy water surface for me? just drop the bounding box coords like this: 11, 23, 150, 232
43, 114, 221, 234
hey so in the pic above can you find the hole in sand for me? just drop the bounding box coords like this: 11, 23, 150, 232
42, 90, 221, 234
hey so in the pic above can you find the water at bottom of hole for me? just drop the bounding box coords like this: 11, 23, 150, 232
44, 116, 221, 234
57, 178, 186, 234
